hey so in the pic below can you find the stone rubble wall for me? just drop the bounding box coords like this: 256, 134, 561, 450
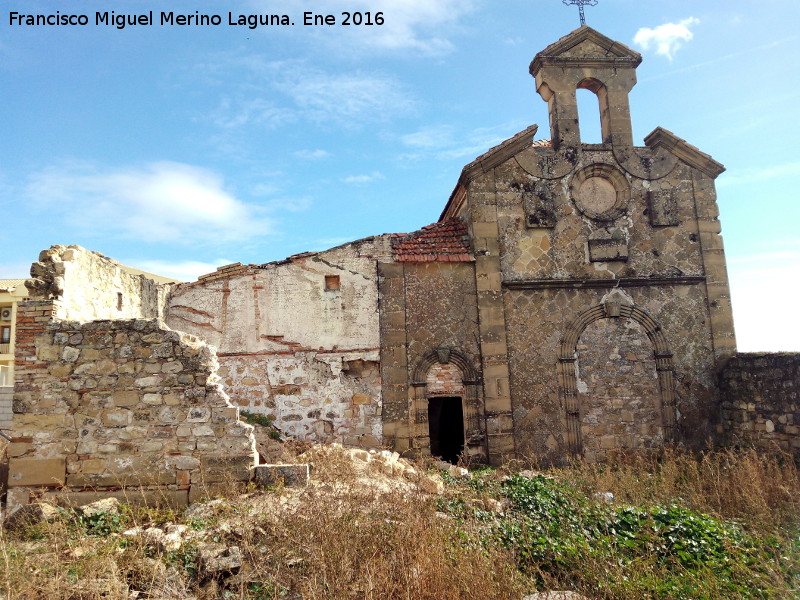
576, 317, 663, 462
166, 237, 392, 447
28, 245, 168, 322
719, 353, 800, 455
7, 298, 256, 510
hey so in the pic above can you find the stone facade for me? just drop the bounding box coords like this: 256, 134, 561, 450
393, 26, 735, 464
7, 25, 799, 505
718, 353, 800, 454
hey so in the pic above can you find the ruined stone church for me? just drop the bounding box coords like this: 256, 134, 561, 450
8, 27, 797, 507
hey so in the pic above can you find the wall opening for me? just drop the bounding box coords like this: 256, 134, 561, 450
427, 396, 465, 463
576, 87, 603, 144
324, 275, 340, 291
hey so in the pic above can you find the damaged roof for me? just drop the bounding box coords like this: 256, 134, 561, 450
391, 218, 473, 263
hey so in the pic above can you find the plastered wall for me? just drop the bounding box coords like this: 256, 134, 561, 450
166, 237, 392, 446
28, 245, 167, 322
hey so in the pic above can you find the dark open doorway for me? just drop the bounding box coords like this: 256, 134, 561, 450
428, 396, 465, 464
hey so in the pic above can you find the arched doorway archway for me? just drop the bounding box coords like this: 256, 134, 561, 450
558, 298, 676, 457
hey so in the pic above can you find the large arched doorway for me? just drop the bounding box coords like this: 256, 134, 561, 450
558, 298, 676, 459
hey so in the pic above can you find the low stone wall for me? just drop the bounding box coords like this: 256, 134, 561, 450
718, 353, 800, 454
7, 298, 256, 510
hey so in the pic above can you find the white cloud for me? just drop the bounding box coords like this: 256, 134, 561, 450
202, 57, 416, 131
717, 161, 800, 186
26, 161, 272, 244
401, 125, 455, 150
209, 97, 295, 130
293, 149, 331, 160
122, 258, 235, 282
277, 70, 415, 124
633, 17, 699, 60
250, 0, 477, 55
342, 171, 385, 185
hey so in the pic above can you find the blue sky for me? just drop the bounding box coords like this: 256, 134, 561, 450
1, 0, 798, 351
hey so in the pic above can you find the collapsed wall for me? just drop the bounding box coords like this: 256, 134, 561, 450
7, 246, 256, 510
166, 237, 392, 447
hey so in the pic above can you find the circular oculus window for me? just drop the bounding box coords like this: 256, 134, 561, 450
570, 164, 630, 221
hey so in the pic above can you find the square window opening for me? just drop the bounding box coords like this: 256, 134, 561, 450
324, 275, 341, 291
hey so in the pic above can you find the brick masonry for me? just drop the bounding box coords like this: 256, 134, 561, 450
719, 353, 800, 454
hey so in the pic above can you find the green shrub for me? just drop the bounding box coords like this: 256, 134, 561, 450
240, 410, 275, 428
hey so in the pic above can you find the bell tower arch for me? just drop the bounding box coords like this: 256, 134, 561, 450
530, 26, 642, 149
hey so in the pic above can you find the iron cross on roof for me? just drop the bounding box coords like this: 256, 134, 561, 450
562, 0, 598, 26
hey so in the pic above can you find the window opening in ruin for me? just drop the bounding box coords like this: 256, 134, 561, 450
324, 275, 340, 291
427, 396, 465, 464
117, 292, 123, 311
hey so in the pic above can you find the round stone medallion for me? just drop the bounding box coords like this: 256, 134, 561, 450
569, 164, 630, 221
577, 176, 617, 214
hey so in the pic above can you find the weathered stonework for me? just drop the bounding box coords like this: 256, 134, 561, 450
27, 245, 170, 322
7, 249, 256, 511
719, 353, 800, 453
437, 26, 733, 463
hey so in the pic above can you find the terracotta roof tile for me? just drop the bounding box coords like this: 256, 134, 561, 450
391, 218, 473, 263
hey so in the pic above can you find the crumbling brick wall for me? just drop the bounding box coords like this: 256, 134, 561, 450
719, 353, 800, 455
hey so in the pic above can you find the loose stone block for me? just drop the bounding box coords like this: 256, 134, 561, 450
253, 464, 310, 488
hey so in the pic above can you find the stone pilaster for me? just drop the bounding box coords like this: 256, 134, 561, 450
692, 172, 737, 362
377, 262, 411, 452
468, 170, 516, 465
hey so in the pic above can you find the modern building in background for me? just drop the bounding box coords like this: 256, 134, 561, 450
0, 279, 28, 428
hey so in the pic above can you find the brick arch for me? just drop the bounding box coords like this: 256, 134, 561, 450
410, 348, 484, 458
411, 347, 479, 385
558, 299, 676, 455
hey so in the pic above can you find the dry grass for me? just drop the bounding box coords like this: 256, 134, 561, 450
559, 446, 800, 532
0, 446, 797, 599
